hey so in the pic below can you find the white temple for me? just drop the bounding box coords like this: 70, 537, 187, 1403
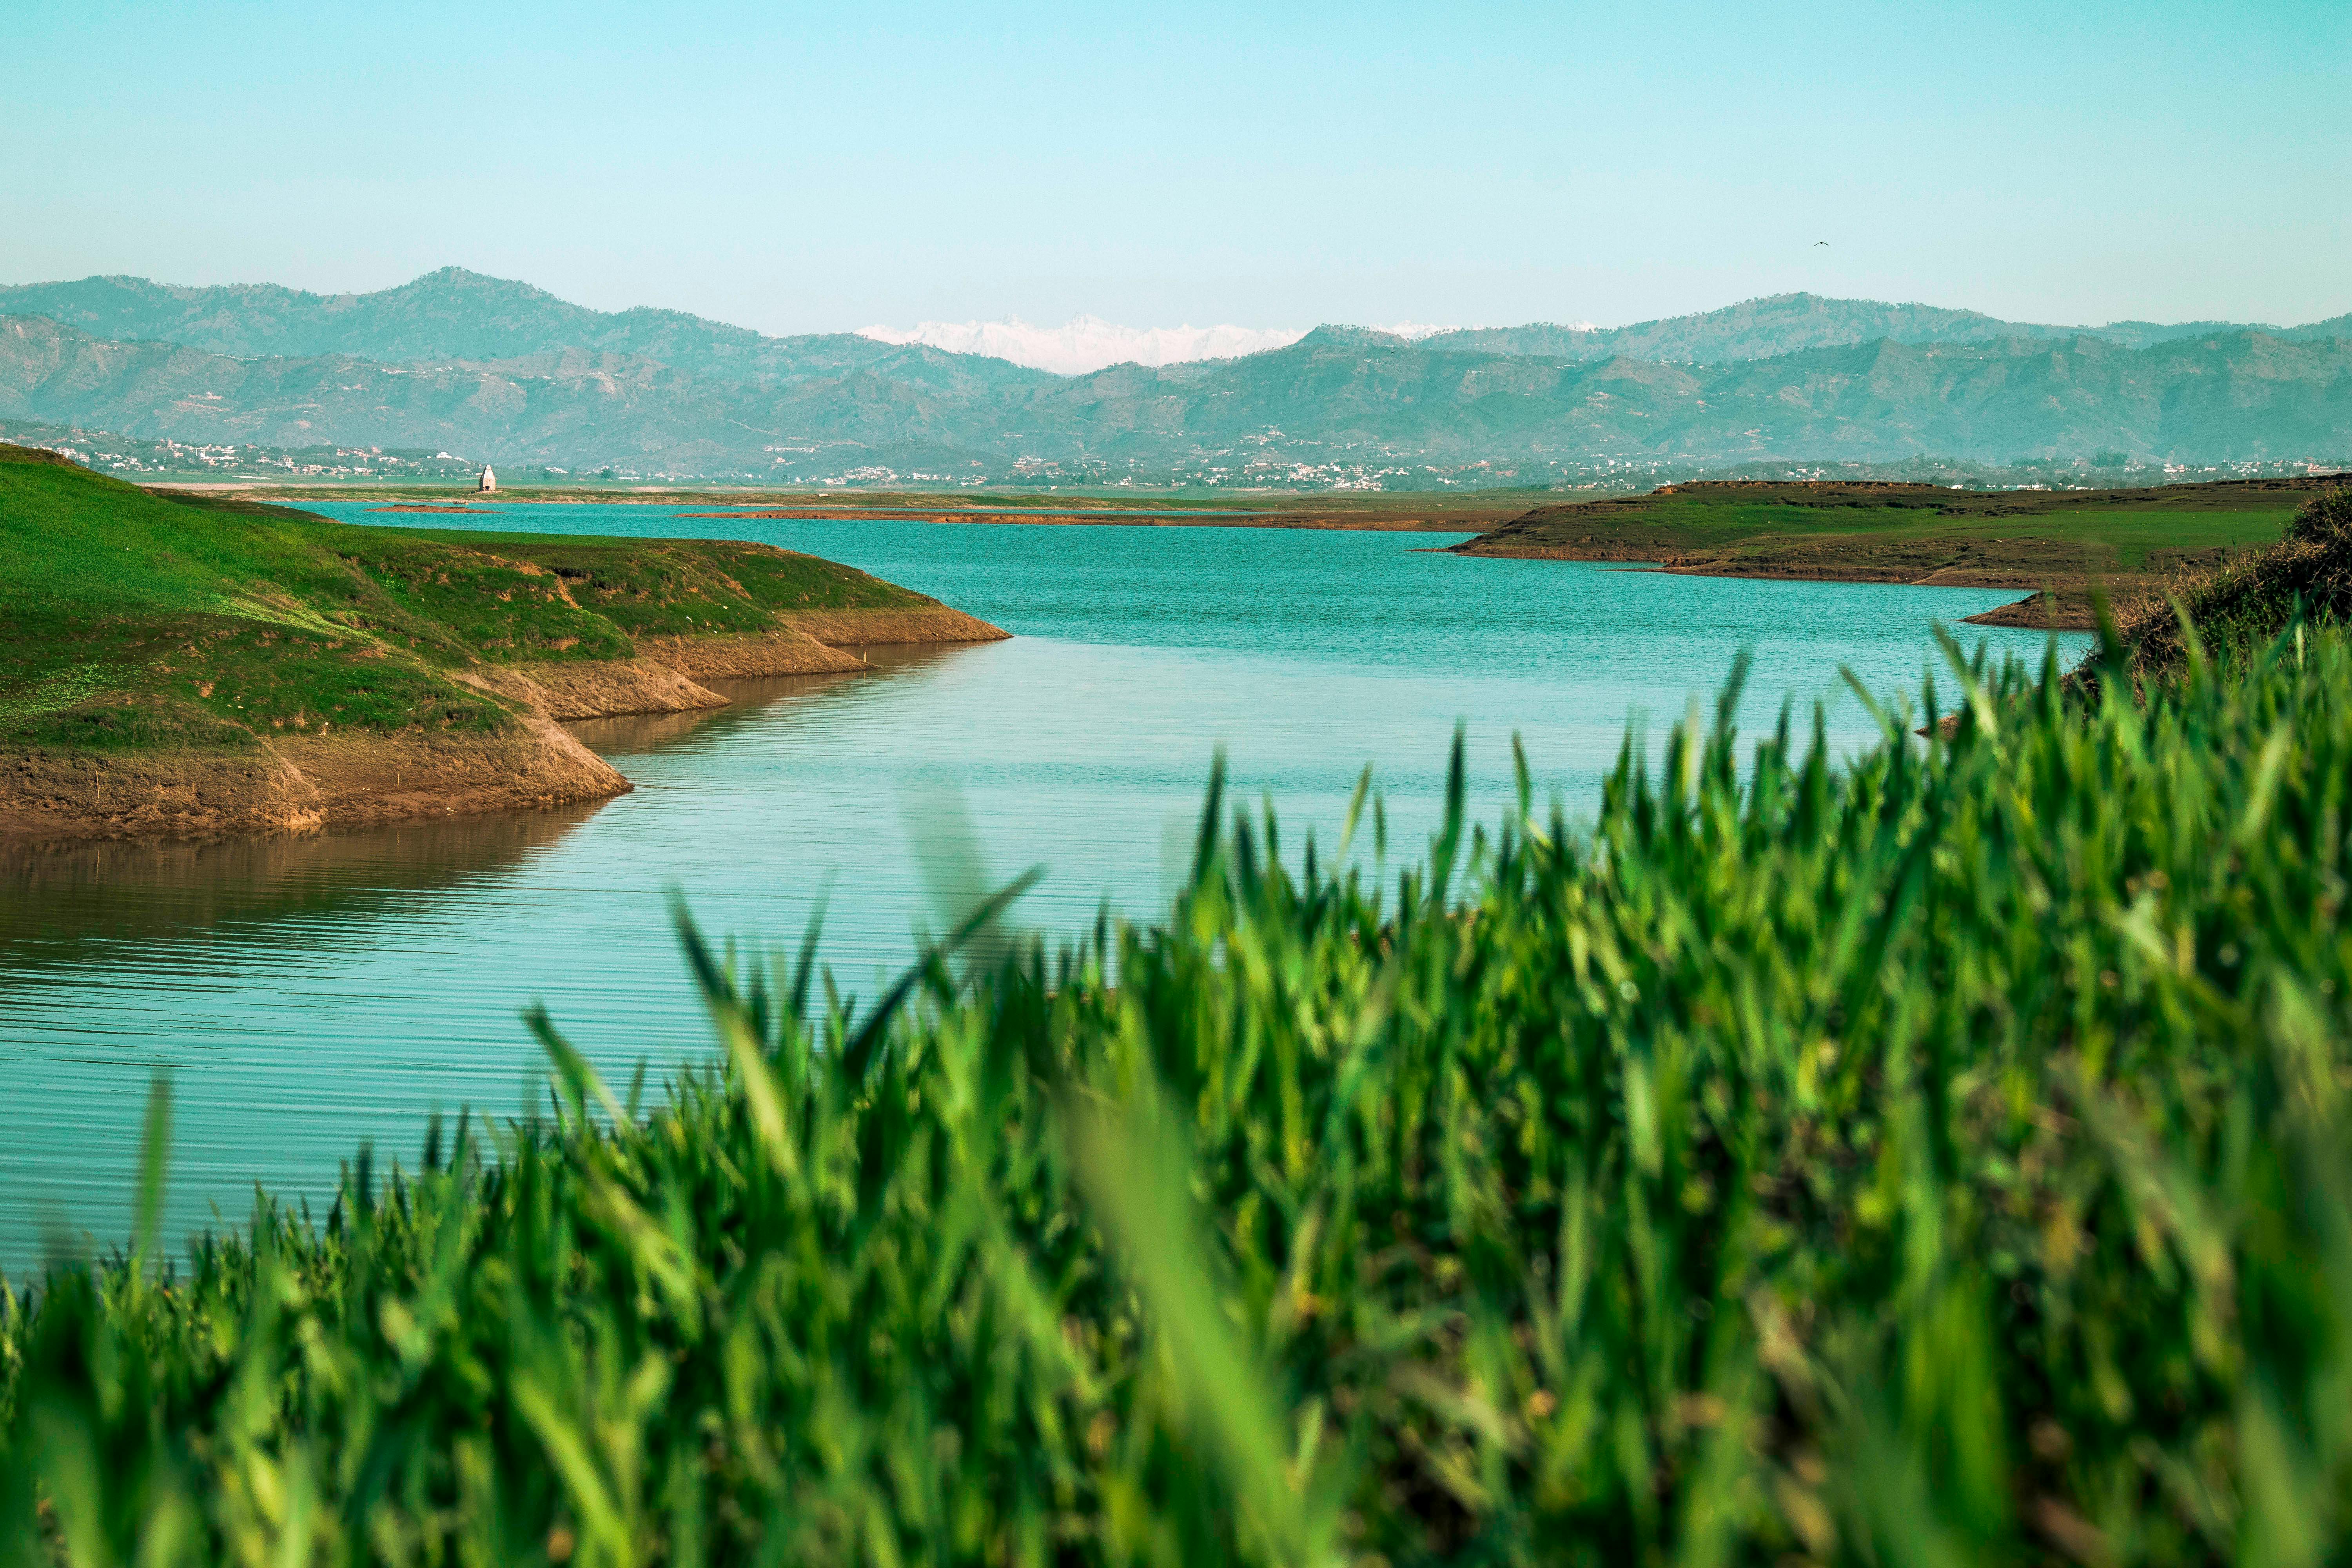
477, 464, 497, 493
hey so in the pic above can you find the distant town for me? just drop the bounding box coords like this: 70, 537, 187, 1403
5, 418, 2343, 495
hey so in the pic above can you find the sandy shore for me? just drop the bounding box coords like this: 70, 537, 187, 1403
0, 608, 1009, 841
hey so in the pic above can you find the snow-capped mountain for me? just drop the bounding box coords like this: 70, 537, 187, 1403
856, 316, 1491, 374
1370, 321, 1492, 342
857, 316, 1309, 374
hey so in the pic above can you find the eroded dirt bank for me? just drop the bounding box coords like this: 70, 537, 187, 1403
779, 606, 1011, 648
0, 718, 627, 841
0, 610, 1010, 842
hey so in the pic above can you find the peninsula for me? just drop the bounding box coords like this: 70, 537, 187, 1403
1449, 477, 2327, 626
0, 445, 1005, 838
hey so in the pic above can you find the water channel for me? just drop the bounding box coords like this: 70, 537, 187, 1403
0, 508, 2089, 1272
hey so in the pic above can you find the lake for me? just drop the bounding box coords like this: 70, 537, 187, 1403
0, 507, 2088, 1273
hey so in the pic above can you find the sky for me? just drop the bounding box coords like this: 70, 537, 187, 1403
5, 0, 2347, 336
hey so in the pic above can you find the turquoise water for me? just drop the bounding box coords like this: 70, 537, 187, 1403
0, 508, 2087, 1272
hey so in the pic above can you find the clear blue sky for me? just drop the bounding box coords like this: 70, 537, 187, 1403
6, 0, 2346, 334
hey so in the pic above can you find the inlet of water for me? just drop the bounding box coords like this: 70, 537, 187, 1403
0, 511, 2087, 1272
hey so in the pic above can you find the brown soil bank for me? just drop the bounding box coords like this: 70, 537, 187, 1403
1450, 477, 2326, 629
495, 609, 1010, 718
0, 610, 1007, 841
1, 445, 1009, 841
0, 719, 624, 840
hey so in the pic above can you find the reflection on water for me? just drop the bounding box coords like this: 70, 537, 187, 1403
1, 511, 2091, 1276
0, 808, 601, 973
0, 670, 885, 1275
565, 643, 973, 757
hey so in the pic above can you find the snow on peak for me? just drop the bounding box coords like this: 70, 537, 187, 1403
1367, 321, 1472, 341
858, 316, 1307, 375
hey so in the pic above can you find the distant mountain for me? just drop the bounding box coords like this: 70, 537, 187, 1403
1056, 329, 2352, 466
1420, 323, 1606, 358
11, 269, 2339, 387
0, 315, 1019, 475
5, 311, 2345, 475
1417, 292, 2324, 364
0, 268, 1055, 394
2282, 312, 2352, 343
859, 316, 1307, 374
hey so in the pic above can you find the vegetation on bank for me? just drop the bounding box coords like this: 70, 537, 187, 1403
0, 446, 934, 752
6, 498, 2352, 1561
2122, 487, 2352, 677
1453, 477, 2319, 594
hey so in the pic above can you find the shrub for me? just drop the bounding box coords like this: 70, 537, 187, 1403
2125, 486, 2352, 674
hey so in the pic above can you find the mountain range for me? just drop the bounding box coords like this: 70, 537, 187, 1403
0, 270, 2346, 481
1420, 297, 2352, 361
0, 269, 1052, 395
858, 316, 1309, 374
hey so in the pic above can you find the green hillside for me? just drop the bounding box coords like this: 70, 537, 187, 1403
1455, 476, 2318, 580
0, 445, 928, 751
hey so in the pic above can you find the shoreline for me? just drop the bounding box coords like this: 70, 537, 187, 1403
1449, 541, 2122, 629
678, 508, 1469, 532
1439, 477, 2336, 631
0, 608, 1008, 843
145, 482, 1551, 533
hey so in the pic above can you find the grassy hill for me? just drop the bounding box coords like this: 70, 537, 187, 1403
1452, 476, 2326, 621
0, 444, 935, 754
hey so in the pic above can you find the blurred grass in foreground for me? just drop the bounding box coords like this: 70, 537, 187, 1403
4, 612, 2351, 1567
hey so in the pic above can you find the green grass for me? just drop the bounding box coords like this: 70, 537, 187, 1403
2125, 487, 2352, 674
1472, 480, 2314, 575
4, 601, 2351, 1563
0, 448, 935, 750
1604, 500, 2291, 565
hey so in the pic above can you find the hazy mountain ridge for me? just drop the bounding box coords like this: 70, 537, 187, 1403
5, 309, 2345, 475
13, 270, 2346, 385
1417, 292, 2346, 364
0, 269, 1057, 394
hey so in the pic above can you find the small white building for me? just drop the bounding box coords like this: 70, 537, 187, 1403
477, 464, 497, 493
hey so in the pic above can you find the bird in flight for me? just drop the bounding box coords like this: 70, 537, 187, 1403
1814, 240, 1829, 247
